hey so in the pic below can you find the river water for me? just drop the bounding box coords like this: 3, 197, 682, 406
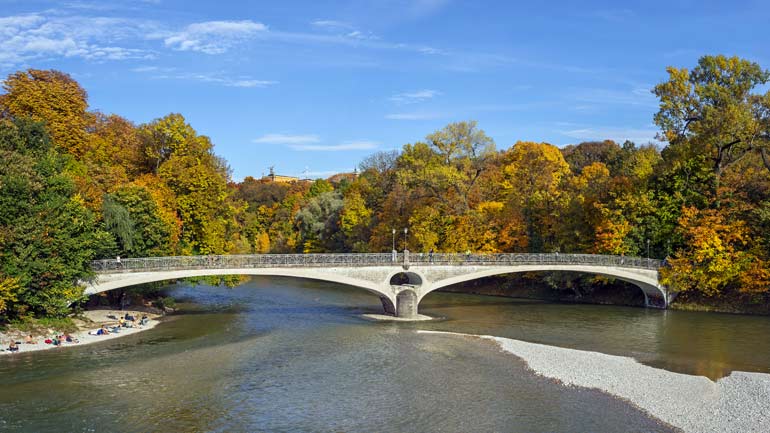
2, 276, 769, 432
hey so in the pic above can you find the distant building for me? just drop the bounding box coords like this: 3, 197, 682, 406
262, 174, 300, 183
261, 166, 300, 183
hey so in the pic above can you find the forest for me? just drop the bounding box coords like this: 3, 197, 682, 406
1, 54, 769, 319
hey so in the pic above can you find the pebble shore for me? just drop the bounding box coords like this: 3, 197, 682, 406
420, 330, 770, 433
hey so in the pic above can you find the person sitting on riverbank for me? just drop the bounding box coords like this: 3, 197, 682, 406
63, 333, 78, 343
124, 312, 135, 322
8, 341, 19, 352
139, 315, 149, 326
24, 334, 37, 344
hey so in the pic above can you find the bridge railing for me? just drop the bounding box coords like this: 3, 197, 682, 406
408, 253, 660, 270
91, 253, 661, 273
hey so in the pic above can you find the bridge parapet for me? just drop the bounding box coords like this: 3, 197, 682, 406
91, 253, 661, 273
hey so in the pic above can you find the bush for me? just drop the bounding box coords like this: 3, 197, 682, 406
153, 296, 176, 311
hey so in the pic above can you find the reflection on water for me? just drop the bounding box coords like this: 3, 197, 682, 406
2, 275, 766, 432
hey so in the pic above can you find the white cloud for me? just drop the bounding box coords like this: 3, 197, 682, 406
0, 13, 156, 67
311, 20, 353, 30
288, 140, 379, 151
253, 134, 321, 145
226, 79, 278, 88
291, 169, 345, 178
162, 20, 268, 54
141, 69, 277, 88
560, 127, 661, 144
385, 112, 443, 120
389, 89, 441, 104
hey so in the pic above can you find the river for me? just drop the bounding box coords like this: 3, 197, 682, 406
2, 276, 769, 432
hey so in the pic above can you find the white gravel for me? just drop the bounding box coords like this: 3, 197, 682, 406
420, 330, 770, 433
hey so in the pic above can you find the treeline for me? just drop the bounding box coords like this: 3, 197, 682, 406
1, 54, 769, 319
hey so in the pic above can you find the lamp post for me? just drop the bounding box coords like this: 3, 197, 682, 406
646, 239, 650, 259
391, 228, 396, 262
403, 227, 408, 252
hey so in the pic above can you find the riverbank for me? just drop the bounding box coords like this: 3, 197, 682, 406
420, 330, 770, 433
0, 309, 161, 356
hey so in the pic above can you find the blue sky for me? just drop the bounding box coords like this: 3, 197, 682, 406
1, 0, 768, 180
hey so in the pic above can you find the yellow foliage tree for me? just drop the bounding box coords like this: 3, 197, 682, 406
593, 216, 631, 255
501, 141, 571, 251
1, 69, 89, 156
660, 206, 749, 296
0, 276, 20, 314
255, 231, 271, 254
739, 259, 770, 294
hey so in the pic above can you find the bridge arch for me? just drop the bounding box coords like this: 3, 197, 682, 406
416, 265, 666, 308
84, 268, 398, 311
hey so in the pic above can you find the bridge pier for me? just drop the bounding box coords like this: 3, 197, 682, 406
395, 288, 418, 318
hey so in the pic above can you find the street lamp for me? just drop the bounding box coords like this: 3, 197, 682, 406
391, 228, 396, 262
646, 239, 650, 259
403, 227, 408, 252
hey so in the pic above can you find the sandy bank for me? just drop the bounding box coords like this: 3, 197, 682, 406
419, 330, 770, 433
1, 310, 161, 356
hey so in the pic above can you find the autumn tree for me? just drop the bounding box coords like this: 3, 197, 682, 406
0, 69, 90, 156
654, 55, 770, 203
501, 141, 571, 252
398, 121, 495, 214
660, 206, 749, 296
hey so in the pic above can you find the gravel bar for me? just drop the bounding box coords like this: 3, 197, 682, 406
419, 330, 770, 433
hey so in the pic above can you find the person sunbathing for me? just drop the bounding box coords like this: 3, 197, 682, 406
8, 341, 19, 352
24, 334, 37, 344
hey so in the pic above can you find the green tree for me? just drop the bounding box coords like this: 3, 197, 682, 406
0, 119, 110, 317
295, 191, 344, 252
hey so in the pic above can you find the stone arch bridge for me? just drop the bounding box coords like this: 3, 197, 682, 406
86, 253, 667, 318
